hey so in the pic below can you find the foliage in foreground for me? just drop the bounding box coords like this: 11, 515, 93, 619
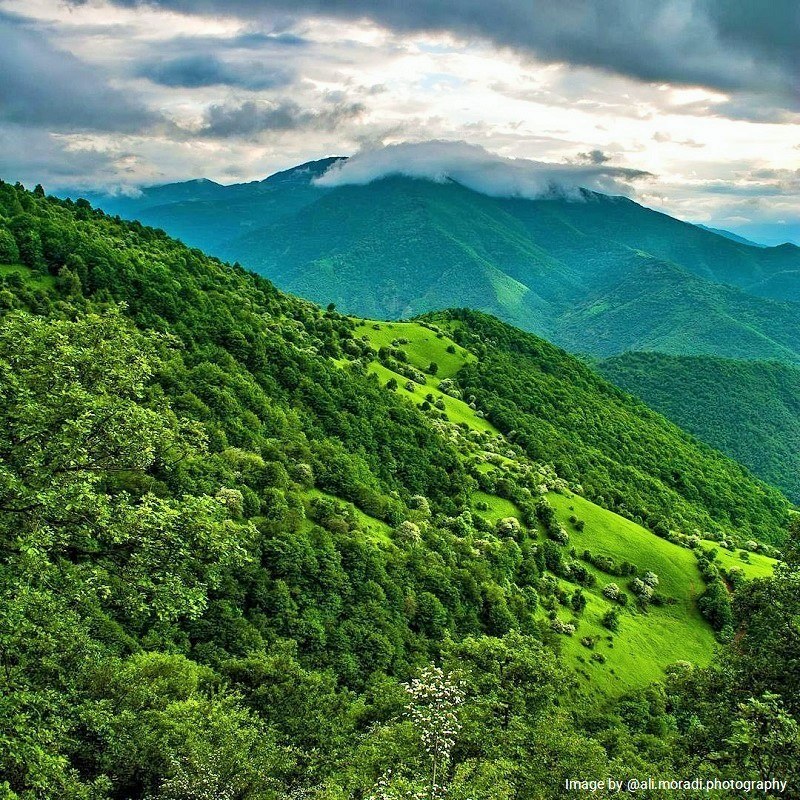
0, 181, 797, 798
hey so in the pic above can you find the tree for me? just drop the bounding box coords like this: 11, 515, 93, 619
0, 229, 19, 263
403, 665, 464, 800
726, 693, 800, 785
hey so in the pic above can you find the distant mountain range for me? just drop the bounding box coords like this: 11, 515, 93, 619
75, 158, 800, 363
694, 224, 767, 248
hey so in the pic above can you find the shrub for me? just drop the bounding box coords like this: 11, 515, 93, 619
0, 228, 20, 263
698, 579, 733, 632
551, 619, 576, 636
642, 571, 659, 588
496, 516, 521, 537
630, 577, 653, 602
601, 607, 620, 631
549, 525, 570, 545
394, 520, 422, 546
437, 379, 462, 399
602, 583, 621, 602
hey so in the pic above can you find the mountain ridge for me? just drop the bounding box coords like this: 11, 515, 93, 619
68, 163, 800, 364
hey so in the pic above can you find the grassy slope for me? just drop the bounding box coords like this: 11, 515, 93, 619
347, 318, 772, 695
0, 262, 56, 289
699, 540, 777, 580
548, 492, 714, 693
303, 488, 393, 545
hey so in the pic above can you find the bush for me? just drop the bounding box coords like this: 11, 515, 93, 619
551, 618, 576, 636
630, 577, 653, 604
437, 379, 462, 399
394, 520, 422, 546
698, 579, 733, 632
496, 516, 521, 537
642, 571, 659, 588
601, 607, 620, 631
0, 228, 20, 262
549, 524, 570, 545
602, 583, 621, 602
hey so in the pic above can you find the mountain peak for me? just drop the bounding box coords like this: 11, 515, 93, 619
263, 156, 347, 185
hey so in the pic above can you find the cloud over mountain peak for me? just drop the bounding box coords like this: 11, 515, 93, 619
314, 141, 654, 200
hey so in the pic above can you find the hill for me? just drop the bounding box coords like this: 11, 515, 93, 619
599, 351, 800, 502
77, 162, 800, 364
0, 180, 791, 798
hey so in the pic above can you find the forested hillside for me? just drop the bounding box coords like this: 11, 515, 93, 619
1, 181, 797, 798
78, 163, 800, 364
599, 352, 800, 502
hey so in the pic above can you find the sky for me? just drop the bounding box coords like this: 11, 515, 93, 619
0, 0, 798, 243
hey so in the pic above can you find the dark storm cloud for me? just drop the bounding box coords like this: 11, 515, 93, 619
138, 54, 293, 90
0, 11, 160, 132
83, 0, 800, 109
200, 98, 365, 137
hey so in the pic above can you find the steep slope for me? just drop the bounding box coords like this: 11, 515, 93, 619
423, 309, 789, 544
73, 158, 342, 254
599, 352, 800, 502
0, 180, 787, 798
554, 256, 800, 360
694, 224, 767, 247
496, 191, 800, 298
226, 176, 579, 331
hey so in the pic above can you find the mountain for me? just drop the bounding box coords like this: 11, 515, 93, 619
694, 224, 767, 247
71, 158, 343, 255
598, 351, 800, 502
76, 163, 800, 363
0, 178, 793, 797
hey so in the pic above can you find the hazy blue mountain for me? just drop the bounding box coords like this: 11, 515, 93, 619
694, 224, 767, 247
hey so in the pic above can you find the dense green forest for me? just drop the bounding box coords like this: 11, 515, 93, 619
1, 181, 798, 798
599, 352, 800, 503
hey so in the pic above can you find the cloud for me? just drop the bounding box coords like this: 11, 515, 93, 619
0, 11, 160, 133
0, 126, 116, 188
653, 132, 705, 148
84, 0, 800, 111
314, 140, 654, 199
576, 149, 611, 164
199, 98, 365, 138
138, 54, 294, 90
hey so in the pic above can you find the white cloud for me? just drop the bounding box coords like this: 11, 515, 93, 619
315, 140, 653, 199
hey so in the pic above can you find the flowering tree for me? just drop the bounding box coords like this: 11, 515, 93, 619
403, 665, 465, 800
